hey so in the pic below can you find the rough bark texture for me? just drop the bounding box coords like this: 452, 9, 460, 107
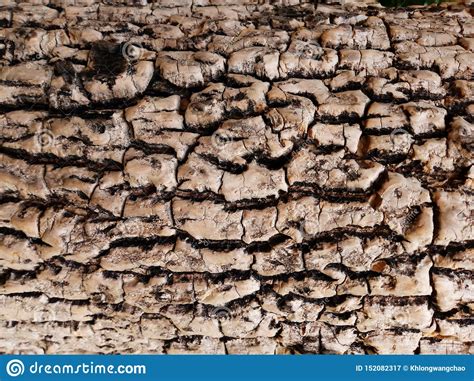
0, 0, 473, 354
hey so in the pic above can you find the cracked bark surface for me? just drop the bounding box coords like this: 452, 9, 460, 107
0, 0, 473, 354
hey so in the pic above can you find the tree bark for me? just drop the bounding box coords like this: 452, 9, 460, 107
0, 0, 473, 354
